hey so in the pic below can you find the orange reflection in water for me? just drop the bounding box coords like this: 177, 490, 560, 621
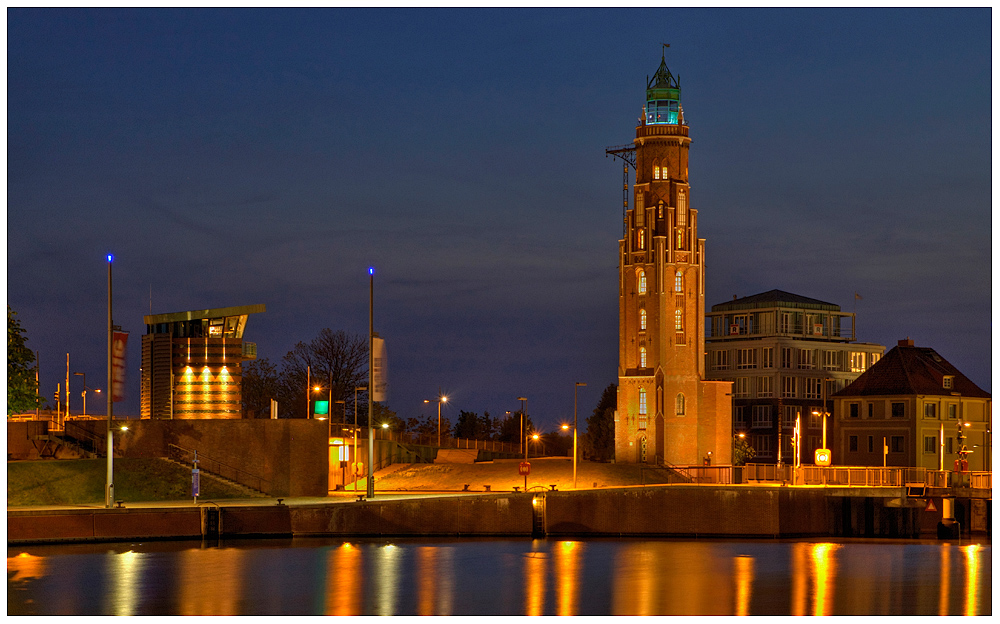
177, 547, 244, 615
554, 541, 584, 615
733, 555, 754, 616
7, 552, 45, 582
324, 543, 362, 615
416, 546, 454, 615
611, 542, 732, 615
790, 543, 840, 616
523, 546, 548, 616
962, 544, 981, 616
938, 545, 951, 616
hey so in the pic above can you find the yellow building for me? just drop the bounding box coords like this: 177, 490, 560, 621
832, 338, 991, 470
140, 304, 264, 419
613, 52, 731, 465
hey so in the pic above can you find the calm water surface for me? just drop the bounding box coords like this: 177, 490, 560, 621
7, 537, 991, 615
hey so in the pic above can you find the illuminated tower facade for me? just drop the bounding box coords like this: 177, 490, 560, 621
615, 53, 732, 465
140, 304, 264, 419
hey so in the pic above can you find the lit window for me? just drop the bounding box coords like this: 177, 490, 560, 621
675, 309, 683, 331
638, 228, 645, 249
653, 160, 660, 180
638, 270, 647, 294
639, 347, 647, 368
658, 201, 663, 219
676, 393, 685, 415
639, 389, 647, 415
639, 309, 647, 330
675, 271, 682, 292
676, 228, 684, 249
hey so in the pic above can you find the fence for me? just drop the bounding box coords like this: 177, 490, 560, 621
328, 424, 521, 455
167, 443, 271, 494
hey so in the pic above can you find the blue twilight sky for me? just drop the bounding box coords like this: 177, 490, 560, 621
7, 8, 992, 433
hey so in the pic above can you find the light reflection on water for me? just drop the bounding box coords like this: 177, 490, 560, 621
7, 538, 991, 615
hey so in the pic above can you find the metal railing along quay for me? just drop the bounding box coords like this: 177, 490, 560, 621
664, 463, 992, 490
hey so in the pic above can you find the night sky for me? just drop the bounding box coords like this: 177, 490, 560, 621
8, 9, 992, 434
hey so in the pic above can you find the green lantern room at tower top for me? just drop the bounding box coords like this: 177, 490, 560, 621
645, 52, 682, 125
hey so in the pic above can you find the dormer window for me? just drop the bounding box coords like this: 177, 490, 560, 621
943, 376, 954, 390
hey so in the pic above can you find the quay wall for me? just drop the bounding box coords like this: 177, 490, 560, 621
8, 487, 988, 545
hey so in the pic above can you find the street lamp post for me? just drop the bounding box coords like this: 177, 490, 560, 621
74, 372, 86, 416
333, 400, 345, 438
517, 397, 527, 456
353, 385, 367, 489
573, 383, 586, 489
424, 394, 448, 447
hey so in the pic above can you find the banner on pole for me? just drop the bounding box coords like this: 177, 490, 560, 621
112, 331, 128, 403
372, 336, 387, 402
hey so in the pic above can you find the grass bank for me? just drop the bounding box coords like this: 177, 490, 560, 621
7, 458, 262, 506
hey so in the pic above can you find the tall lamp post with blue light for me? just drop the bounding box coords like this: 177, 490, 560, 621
367, 267, 375, 499
105, 253, 115, 508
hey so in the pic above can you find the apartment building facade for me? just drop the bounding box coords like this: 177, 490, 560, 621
705, 290, 884, 464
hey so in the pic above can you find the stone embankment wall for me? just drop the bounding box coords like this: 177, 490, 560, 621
10, 486, 988, 545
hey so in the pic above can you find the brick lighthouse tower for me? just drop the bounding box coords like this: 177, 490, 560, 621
611, 50, 732, 465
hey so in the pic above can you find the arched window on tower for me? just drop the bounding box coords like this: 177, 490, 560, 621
639, 346, 647, 368
653, 160, 660, 180
675, 271, 683, 293
639, 308, 647, 330
639, 389, 647, 415
638, 270, 647, 294
675, 309, 683, 331
638, 228, 645, 250
676, 393, 685, 415
658, 200, 664, 220
676, 228, 684, 250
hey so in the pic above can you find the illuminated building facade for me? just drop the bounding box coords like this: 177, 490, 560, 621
140, 304, 264, 419
832, 339, 991, 470
705, 290, 884, 463
615, 53, 732, 465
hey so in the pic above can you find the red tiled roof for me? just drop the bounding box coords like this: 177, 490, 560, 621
833, 344, 990, 399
